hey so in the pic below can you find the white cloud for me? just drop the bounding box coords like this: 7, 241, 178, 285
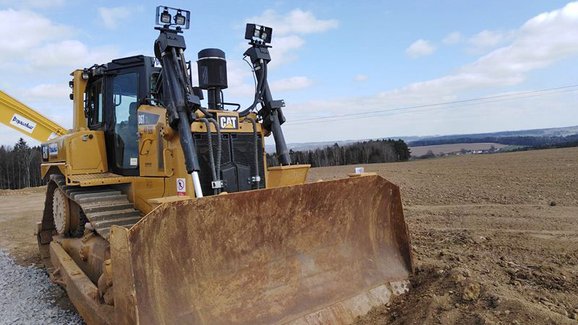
223, 60, 255, 98
354, 74, 368, 82
0, 9, 119, 72
270, 76, 312, 92
98, 6, 133, 30
0, 0, 65, 9
0, 8, 120, 139
25, 83, 69, 101
284, 2, 578, 141
267, 35, 306, 67
0, 9, 72, 58
29, 40, 88, 68
443, 31, 462, 45
246, 9, 338, 36
389, 2, 578, 100
226, 68, 313, 103
29, 40, 118, 69
406, 39, 436, 58
467, 30, 514, 53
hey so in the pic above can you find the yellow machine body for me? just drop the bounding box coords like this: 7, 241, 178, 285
2, 79, 414, 325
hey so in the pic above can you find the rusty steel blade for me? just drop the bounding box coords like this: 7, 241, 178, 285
111, 175, 413, 325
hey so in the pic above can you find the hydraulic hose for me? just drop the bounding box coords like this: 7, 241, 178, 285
242, 117, 260, 189
197, 106, 214, 118
239, 60, 267, 117
198, 118, 218, 195
207, 118, 222, 192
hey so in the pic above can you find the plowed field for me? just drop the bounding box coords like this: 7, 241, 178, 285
309, 147, 578, 324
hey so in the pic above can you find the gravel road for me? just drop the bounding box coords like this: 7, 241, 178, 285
0, 250, 83, 325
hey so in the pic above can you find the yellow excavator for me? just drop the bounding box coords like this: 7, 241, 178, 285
0, 6, 413, 325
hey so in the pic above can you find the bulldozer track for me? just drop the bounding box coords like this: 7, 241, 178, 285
51, 176, 141, 240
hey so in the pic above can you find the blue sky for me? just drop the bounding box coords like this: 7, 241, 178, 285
0, 0, 577, 146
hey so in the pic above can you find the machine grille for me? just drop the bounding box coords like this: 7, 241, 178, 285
193, 132, 265, 195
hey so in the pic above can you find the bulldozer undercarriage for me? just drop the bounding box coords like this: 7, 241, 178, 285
48, 175, 142, 239
38, 176, 143, 314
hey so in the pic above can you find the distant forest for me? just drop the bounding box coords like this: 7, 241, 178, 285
1, 137, 410, 190
267, 139, 410, 167
0, 138, 44, 190
409, 134, 578, 148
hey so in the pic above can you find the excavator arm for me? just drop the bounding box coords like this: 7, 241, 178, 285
0, 90, 67, 142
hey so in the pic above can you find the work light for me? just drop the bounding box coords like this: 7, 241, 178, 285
155, 6, 190, 29
174, 11, 186, 25
160, 9, 171, 24
245, 24, 273, 44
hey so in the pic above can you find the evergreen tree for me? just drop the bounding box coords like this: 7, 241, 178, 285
266, 139, 411, 168
14, 138, 32, 188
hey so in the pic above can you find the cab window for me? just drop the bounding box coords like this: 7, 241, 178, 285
112, 73, 139, 169
86, 79, 104, 128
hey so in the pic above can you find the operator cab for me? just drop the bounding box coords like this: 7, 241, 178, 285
84, 56, 159, 176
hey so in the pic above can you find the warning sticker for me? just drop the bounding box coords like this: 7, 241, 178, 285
48, 143, 58, 157
176, 178, 186, 196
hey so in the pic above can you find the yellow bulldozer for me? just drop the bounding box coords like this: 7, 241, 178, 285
0, 6, 413, 325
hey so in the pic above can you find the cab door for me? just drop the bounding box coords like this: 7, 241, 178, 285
105, 71, 140, 176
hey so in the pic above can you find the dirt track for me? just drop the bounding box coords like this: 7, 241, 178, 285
0, 186, 45, 266
0, 147, 577, 324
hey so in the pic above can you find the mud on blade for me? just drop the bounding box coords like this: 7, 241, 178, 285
110, 175, 413, 324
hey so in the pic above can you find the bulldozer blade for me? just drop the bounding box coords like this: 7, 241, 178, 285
110, 175, 413, 325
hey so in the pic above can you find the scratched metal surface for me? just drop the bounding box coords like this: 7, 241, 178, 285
123, 175, 413, 324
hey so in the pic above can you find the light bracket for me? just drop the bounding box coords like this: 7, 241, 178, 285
155, 6, 190, 30
245, 23, 273, 45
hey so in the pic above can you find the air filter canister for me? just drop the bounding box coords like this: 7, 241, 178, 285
197, 48, 228, 89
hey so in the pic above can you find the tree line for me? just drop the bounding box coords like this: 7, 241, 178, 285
0, 138, 44, 190
267, 139, 410, 167
409, 134, 578, 147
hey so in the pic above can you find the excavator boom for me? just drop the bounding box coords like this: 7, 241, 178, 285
0, 90, 67, 142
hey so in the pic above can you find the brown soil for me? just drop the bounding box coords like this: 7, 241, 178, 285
309, 147, 578, 324
0, 147, 576, 324
0, 186, 45, 266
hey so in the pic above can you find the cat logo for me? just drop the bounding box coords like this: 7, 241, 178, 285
219, 116, 238, 129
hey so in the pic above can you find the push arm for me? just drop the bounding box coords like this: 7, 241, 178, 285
242, 44, 291, 166
154, 25, 204, 197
